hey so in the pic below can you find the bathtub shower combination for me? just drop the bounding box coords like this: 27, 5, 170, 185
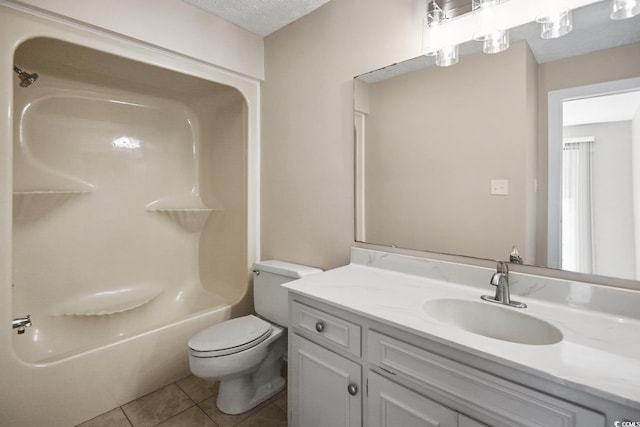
1, 14, 258, 425
12, 37, 250, 362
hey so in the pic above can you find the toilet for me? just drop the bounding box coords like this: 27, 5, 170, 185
188, 260, 322, 415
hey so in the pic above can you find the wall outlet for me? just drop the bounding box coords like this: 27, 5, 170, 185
491, 179, 509, 195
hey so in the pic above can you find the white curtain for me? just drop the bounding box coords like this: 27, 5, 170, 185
562, 137, 594, 273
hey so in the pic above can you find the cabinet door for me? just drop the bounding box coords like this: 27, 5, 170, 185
289, 334, 362, 427
368, 371, 457, 427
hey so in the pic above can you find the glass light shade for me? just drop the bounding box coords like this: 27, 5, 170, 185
423, 14, 443, 56
611, 0, 640, 19
472, 0, 501, 41
483, 30, 509, 53
436, 45, 459, 67
472, 0, 500, 13
538, 9, 573, 39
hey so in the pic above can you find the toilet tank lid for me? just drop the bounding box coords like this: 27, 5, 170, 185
253, 260, 322, 279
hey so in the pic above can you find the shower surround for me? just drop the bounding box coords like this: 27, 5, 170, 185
0, 5, 260, 426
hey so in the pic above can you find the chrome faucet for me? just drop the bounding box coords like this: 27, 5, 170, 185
12, 315, 32, 334
481, 262, 526, 308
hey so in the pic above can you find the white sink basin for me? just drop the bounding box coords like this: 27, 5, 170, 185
422, 298, 563, 345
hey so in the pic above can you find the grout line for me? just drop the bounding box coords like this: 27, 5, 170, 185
195, 401, 219, 427
175, 382, 199, 406
119, 406, 134, 427
170, 378, 220, 427
149, 405, 197, 427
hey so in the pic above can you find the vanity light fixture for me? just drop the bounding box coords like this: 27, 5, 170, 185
425, 1, 459, 67
421, 0, 637, 68
472, 0, 509, 54
610, 0, 640, 19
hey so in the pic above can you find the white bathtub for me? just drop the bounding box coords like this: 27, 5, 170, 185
1, 6, 260, 426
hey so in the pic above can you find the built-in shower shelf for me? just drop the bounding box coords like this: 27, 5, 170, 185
146, 208, 220, 232
145, 193, 221, 232
13, 190, 91, 224
52, 283, 162, 316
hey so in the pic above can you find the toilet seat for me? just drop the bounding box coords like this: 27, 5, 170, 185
189, 315, 273, 358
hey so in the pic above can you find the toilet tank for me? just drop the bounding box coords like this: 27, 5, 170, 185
253, 260, 322, 327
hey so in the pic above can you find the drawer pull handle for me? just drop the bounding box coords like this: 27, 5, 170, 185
315, 321, 325, 332
347, 383, 358, 396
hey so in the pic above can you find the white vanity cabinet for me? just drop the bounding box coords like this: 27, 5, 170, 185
288, 295, 608, 427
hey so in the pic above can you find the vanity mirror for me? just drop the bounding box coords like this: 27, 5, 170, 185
354, 0, 640, 283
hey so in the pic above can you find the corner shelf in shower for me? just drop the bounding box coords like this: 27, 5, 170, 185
145, 194, 221, 232
13, 162, 94, 223
13, 190, 92, 224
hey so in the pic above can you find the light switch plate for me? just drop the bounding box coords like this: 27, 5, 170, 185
491, 179, 509, 195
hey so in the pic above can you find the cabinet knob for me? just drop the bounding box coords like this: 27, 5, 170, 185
347, 383, 358, 396
315, 321, 325, 332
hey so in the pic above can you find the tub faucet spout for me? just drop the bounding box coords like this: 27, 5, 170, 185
12, 315, 32, 334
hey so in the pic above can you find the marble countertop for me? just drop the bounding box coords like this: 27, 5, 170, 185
284, 253, 640, 410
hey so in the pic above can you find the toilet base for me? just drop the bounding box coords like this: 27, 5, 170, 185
217, 375, 286, 415
216, 334, 286, 415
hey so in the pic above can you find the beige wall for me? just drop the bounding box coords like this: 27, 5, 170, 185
361, 42, 537, 263
262, 0, 424, 269
261, 0, 552, 269
6, 0, 264, 79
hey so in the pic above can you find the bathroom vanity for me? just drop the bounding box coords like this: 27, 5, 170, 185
285, 249, 640, 426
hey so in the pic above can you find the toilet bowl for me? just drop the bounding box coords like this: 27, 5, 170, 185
189, 315, 285, 414
188, 260, 322, 415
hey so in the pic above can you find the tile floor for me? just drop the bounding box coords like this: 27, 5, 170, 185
76, 375, 287, 427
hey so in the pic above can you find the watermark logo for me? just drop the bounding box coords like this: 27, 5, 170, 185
614, 421, 640, 427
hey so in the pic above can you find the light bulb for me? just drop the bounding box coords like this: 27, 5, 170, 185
611, 0, 640, 19
436, 45, 459, 67
483, 30, 509, 53
423, 15, 443, 56
538, 9, 573, 39
472, 0, 501, 42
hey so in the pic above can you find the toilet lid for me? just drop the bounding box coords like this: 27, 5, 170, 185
189, 315, 272, 356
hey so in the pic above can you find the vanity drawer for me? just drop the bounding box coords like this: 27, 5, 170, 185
368, 331, 604, 427
290, 301, 361, 356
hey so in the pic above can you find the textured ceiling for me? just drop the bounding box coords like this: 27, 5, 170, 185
182, 0, 331, 36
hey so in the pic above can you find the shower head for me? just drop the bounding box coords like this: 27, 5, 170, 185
13, 65, 38, 88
